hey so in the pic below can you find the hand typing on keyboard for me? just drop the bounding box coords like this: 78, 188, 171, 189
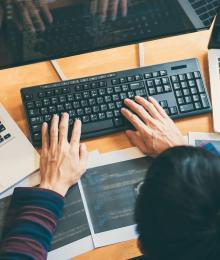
39, 113, 88, 196
90, 0, 127, 22
8, 0, 53, 33
121, 96, 187, 157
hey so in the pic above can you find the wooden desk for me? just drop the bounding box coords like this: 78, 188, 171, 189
0, 28, 213, 259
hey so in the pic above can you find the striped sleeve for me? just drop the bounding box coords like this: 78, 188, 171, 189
0, 187, 64, 260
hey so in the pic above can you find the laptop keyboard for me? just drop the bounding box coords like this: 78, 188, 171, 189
0, 120, 12, 146
21, 58, 212, 147
188, 0, 220, 26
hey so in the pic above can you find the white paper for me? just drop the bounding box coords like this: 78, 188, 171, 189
188, 132, 220, 146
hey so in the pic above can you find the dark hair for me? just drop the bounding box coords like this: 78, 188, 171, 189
135, 146, 220, 260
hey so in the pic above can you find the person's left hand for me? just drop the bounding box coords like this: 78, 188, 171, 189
40, 113, 88, 197
90, 0, 127, 22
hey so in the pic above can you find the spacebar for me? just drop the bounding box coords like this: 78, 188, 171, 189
82, 119, 114, 134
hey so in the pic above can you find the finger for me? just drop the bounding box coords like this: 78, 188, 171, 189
70, 119, 82, 151
110, 0, 119, 20
134, 96, 163, 120
59, 113, 69, 144
121, 0, 127, 17
39, 0, 53, 23
50, 114, 59, 153
26, 1, 45, 32
124, 98, 156, 125
99, 0, 109, 22
22, 6, 36, 33
41, 122, 49, 152
79, 143, 88, 175
148, 96, 168, 118
121, 108, 152, 136
126, 130, 148, 154
90, 0, 98, 15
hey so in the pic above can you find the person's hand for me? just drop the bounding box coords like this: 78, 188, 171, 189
39, 113, 88, 197
90, 0, 127, 22
121, 96, 186, 157
14, 0, 53, 32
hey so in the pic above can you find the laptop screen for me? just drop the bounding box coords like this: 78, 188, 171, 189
0, 0, 219, 70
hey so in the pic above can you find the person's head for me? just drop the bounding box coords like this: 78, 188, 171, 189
135, 146, 220, 260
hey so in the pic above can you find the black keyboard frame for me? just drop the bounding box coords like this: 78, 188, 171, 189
21, 58, 212, 147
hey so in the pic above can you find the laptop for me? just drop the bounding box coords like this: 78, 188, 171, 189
208, 14, 220, 133
0, 103, 40, 193
178, 0, 220, 28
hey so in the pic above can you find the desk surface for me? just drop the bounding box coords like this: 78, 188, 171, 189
0, 28, 213, 259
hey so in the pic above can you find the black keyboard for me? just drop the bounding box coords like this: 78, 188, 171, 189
21, 58, 212, 147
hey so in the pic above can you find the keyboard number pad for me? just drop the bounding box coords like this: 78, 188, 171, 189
171, 71, 210, 113
0, 121, 12, 145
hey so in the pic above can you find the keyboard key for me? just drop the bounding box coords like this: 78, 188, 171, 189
81, 100, 88, 107
179, 104, 194, 113
32, 125, 41, 133
73, 101, 80, 109
113, 94, 120, 101
146, 80, 154, 87
181, 82, 188, 88
152, 72, 160, 77
144, 73, 152, 79
101, 104, 108, 111
27, 102, 35, 109
40, 107, 48, 115
159, 100, 168, 108
44, 115, 51, 122
114, 118, 124, 127
38, 92, 45, 98
90, 114, 98, 121
33, 133, 41, 142
135, 89, 146, 97
105, 96, 112, 102
190, 88, 197, 95
196, 79, 204, 93
109, 103, 115, 110
130, 82, 143, 90
112, 79, 119, 85
127, 76, 135, 82
175, 90, 182, 97
116, 101, 123, 109
51, 97, 58, 105
135, 75, 142, 81
85, 107, 92, 114
128, 92, 135, 98
162, 77, 169, 84
0, 124, 6, 133
164, 85, 171, 92
156, 86, 163, 93
171, 75, 178, 83
186, 72, 193, 79
200, 94, 210, 108
114, 86, 122, 93
97, 97, 104, 104
195, 102, 202, 110
177, 97, 184, 105
194, 71, 200, 78
122, 85, 129, 91
120, 93, 127, 100
35, 101, 43, 107
107, 87, 114, 94
89, 99, 96, 106
148, 88, 156, 95
93, 106, 99, 113
82, 119, 114, 134
106, 111, 114, 118
173, 83, 180, 90
75, 93, 82, 100
185, 96, 192, 104
77, 109, 84, 116
83, 91, 90, 99
188, 80, 196, 87
99, 89, 106, 95
193, 95, 199, 102
43, 98, 50, 106
57, 104, 64, 112
120, 77, 127, 83
98, 113, 106, 120
179, 74, 186, 81
82, 115, 90, 123
24, 94, 33, 101
155, 79, 161, 86
183, 89, 190, 96
160, 70, 167, 76
169, 106, 178, 115
114, 110, 121, 117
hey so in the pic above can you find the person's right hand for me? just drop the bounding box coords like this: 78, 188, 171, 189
90, 0, 127, 22
121, 96, 186, 157
39, 113, 88, 197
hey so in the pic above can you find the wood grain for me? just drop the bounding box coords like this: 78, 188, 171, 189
0, 28, 213, 259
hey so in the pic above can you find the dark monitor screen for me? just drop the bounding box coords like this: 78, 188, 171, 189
0, 0, 220, 70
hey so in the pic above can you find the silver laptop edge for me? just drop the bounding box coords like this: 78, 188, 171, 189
208, 49, 220, 133
178, 0, 205, 28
